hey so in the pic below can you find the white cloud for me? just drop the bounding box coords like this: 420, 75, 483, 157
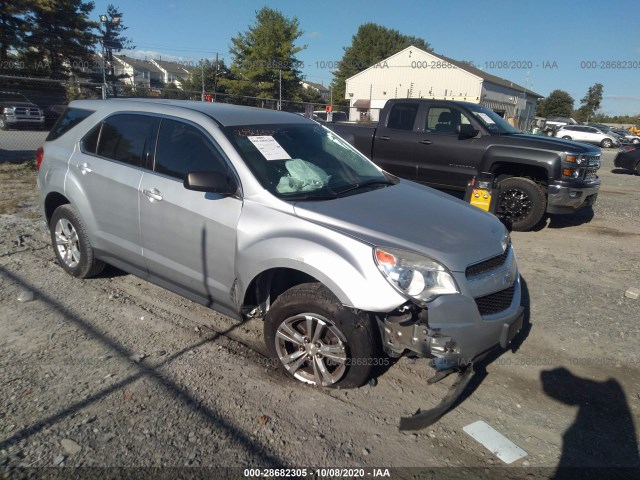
307, 31, 322, 39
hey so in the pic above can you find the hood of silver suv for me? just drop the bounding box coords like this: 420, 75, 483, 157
293, 180, 506, 273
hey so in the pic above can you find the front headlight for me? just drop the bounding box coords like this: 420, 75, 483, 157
3, 107, 15, 114
374, 247, 459, 303
501, 230, 511, 252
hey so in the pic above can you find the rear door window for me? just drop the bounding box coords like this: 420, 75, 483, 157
96, 114, 160, 168
154, 119, 228, 180
386, 103, 419, 131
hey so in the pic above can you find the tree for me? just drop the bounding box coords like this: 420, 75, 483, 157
576, 83, 603, 122
103, 4, 134, 51
331, 23, 432, 104
25, 0, 99, 79
227, 7, 305, 101
539, 90, 574, 117
181, 58, 231, 96
0, 0, 31, 66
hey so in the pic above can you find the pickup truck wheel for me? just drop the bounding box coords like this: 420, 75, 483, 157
0, 117, 7, 130
600, 138, 613, 148
264, 283, 378, 389
49, 205, 105, 278
498, 177, 546, 231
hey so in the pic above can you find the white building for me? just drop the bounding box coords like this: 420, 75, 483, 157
345, 46, 542, 128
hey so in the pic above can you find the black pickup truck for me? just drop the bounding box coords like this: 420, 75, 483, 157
326, 99, 601, 230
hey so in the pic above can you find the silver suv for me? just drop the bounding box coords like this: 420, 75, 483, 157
37, 99, 523, 395
555, 125, 619, 148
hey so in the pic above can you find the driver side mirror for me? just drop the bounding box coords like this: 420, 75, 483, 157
184, 170, 238, 196
457, 124, 479, 139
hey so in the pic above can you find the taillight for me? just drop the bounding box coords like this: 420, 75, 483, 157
36, 147, 44, 171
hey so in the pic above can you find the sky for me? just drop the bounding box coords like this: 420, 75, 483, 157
91, 0, 640, 116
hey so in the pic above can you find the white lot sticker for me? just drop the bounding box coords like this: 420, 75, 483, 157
248, 136, 291, 161
463, 420, 527, 464
477, 112, 496, 124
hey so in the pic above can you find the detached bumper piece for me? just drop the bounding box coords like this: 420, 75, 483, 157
399, 365, 475, 431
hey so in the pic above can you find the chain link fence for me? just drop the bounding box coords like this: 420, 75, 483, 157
0, 75, 330, 163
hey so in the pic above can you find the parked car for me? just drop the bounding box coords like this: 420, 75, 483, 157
0, 91, 45, 130
542, 116, 578, 136
37, 99, 523, 398
611, 128, 640, 144
554, 125, 619, 148
313, 110, 349, 122
614, 144, 640, 174
326, 99, 601, 231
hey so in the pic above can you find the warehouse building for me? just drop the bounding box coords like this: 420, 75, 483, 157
345, 45, 542, 129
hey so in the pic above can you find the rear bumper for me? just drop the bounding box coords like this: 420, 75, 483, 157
547, 181, 600, 214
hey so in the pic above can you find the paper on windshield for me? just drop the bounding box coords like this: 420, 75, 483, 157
248, 136, 291, 161
476, 113, 496, 124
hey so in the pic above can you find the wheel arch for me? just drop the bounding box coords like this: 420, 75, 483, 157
44, 191, 70, 225
241, 267, 319, 318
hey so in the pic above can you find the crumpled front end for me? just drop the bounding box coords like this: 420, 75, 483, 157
376, 244, 524, 369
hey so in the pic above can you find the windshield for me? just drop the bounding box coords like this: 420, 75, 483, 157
0, 92, 30, 103
466, 103, 521, 134
223, 123, 393, 200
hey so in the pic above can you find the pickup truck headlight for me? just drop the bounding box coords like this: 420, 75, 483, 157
374, 247, 459, 303
2, 107, 15, 114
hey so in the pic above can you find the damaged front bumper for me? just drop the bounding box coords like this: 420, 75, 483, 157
378, 274, 524, 370
375, 268, 524, 429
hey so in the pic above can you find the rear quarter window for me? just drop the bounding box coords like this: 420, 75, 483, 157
46, 107, 94, 141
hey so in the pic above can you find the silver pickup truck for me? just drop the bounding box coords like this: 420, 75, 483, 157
37, 99, 524, 428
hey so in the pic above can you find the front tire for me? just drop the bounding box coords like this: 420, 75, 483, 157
498, 177, 547, 231
264, 283, 378, 388
49, 205, 105, 278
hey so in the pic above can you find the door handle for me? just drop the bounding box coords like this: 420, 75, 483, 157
379, 136, 390, 141
143, 188, 163, 202
418, 139, 433, 145
77, 162, 92, 174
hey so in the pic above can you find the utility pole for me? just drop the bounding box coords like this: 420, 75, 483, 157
213, 52, 219, 102
278, 69, 282, 111
201, 58, 204, 102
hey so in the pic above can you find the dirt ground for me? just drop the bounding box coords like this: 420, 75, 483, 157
1, 151, 639, 478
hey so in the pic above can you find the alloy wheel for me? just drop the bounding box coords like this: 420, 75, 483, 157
54, 218, 81, 268
500, 188, 532, 222
275, 313, 348, 386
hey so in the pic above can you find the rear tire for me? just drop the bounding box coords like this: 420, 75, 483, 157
49, 205, 105, 278
497, 177, 546, 231
264, 283, 379, 389
562, 136, 572, 140
601, 138, 613, 148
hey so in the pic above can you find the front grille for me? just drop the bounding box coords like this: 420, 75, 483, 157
584, 167, 598, 180
585, 155, 601, 167
466, 248, 509, 278
14, 107, 40, 116
475, 286, 515, 315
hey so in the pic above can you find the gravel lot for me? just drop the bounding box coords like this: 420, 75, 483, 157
1, 150, 639, 478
